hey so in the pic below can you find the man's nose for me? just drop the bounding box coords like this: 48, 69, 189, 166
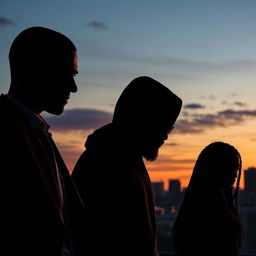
163, 133, 168, 141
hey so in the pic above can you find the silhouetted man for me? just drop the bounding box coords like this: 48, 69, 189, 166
1, 27, 85, 256
72, 76, 182, 256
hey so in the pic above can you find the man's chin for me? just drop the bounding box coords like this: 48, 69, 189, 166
142, 148, 159, 162
45, 105, 65, 115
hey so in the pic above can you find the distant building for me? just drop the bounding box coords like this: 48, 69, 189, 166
168, 179, 181, 196
244, 167, 256, 195
152, 181, 164, 198
245, 208, 256, 252
240, 206, 256, 254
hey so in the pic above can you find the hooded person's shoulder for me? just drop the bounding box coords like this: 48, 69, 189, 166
85, 123, 119, 153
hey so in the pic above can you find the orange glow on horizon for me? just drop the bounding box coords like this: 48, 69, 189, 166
54, 118, 256, 192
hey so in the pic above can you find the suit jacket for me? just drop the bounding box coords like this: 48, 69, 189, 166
1, 94, 85, 256
72, 123, 159, 256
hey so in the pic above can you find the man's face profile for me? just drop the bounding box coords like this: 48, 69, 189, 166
139, 116, 173, 161
40, 51, 78, 115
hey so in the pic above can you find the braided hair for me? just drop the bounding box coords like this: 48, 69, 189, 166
174, 141, 244, 253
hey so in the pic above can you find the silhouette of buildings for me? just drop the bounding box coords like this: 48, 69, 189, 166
152, 179, 184, 252
168, 179, 181, 196
152, 181, 164, 199
238, 167, 256, 254
244, 167, 256, 195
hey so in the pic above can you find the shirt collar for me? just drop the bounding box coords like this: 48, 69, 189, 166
6, 94, 50, 132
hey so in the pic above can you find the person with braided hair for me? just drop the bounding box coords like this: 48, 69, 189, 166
173, 142, 243, 256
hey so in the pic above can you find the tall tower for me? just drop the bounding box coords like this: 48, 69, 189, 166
244, 167, 256, 195
168, 179, 181, 196
152, 181, 164, 198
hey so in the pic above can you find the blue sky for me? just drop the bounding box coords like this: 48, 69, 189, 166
2, 0, 256, 186
2, 1, 256, 106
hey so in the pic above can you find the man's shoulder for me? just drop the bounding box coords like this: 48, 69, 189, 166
0, 94, 28, 131
0, 94, 14, 117
0, 94, 16, 112
0, 94, 7, 105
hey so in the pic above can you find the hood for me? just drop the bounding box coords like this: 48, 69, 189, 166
85, 123, 114, 150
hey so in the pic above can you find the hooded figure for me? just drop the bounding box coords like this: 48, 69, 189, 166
72, 76, 182, 256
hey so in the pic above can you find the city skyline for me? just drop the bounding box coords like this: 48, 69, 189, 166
153, 167, 256, 191
2, 1, 256, 188
152, 167, 256, 254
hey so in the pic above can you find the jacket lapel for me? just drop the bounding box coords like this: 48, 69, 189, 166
2, 95, 64, 223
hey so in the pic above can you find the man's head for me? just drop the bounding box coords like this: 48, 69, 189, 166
112, 76, 182, 161
8, 26, 78, 115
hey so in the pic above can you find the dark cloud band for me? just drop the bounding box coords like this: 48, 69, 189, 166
184, 103, 205, 109
87, 21, 108, 30
175, 109, 256, 134
46, 107, 256, 135
0, 17, 15, 26
45, 108, 112, 131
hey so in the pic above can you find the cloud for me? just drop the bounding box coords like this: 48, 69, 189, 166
87, 21, 108, 30
148, 165, 194, 172
54, 141, 84, 172
234, 101, 246, 107
157, 158, 195, 165
219, 109, 256, 120
45, 107, 256, 136
0, 17, 15, 27
200, 95, 216, 100
175, 119, 206, 134
165, 142, 179, 147
55, 142, 80, 152
45, 108, 112, 131
208, 95, 216, 100
184, 103, 205, 109
175, 108, 256, 134
147, 156, 195, 172
230, 93, 238, 97
222, 101, 246, 107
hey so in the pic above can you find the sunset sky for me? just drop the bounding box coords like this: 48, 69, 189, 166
1, 0, 256, 189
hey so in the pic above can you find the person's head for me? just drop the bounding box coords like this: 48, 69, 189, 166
191, 142, 242, 191
8, 26, 78, 115
112, 76, 182, 161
